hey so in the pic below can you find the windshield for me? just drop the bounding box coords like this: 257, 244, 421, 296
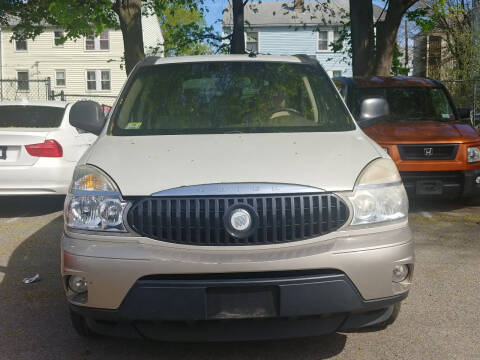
111, 61, 354, 135
0, 106, 65, 128
350, 87, 456, 122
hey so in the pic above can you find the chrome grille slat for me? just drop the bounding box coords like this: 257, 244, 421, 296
128, 194, 349, 246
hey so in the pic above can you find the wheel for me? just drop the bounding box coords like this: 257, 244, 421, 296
69, 309, 96, 338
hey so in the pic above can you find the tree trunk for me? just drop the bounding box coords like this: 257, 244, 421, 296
231, 0, 245, 54
374, 6, 404, 75
349, 0, 376, 76
373, 0, 417, 76
114, 0, 145, 75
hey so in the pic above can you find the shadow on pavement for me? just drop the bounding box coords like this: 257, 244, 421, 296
0, 195, 65, 218
0, 216, 347, 360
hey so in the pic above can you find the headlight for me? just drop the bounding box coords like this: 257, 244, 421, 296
467, 146, 480, 163
348, 158, 408, 226
65, 165, 128, 232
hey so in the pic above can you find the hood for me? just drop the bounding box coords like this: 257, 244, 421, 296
364, 121, 480, 143
86, 132, 381, 196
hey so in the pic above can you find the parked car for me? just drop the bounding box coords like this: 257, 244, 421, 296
333, 76, 480, 198
62, 55, 414, 341
0, 101, 97, 195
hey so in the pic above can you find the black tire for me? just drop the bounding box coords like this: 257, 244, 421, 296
69, 309, 96, 338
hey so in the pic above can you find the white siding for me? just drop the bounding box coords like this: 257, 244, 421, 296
258, 27, 352, 77
0, 28, 127, 98
142, 14, 164, 56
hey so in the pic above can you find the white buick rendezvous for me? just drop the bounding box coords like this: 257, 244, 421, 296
62, 55, 414, 341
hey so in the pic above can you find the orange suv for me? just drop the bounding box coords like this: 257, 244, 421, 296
334, 76, 480, 198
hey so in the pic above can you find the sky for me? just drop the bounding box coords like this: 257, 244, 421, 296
202, 0, 387, 33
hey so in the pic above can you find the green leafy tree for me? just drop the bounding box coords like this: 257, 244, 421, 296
408, 0, 478, 80
391, 43, 410, 75
160, 4, 214, 56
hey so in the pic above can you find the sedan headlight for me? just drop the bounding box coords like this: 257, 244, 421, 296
467, 146, 480, 163
348, 158, 408, 226
65, 165, 128, 232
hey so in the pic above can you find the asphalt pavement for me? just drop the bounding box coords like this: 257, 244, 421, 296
0, 196, 479, 360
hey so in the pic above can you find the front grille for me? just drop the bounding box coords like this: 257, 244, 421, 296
127, 194, 349, 246
400, 171, 464, 185
398, 144, 458, 160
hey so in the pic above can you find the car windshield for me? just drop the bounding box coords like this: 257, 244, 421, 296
0, 106, 65, 128
111, 61, 354, 135
351, 87, 456, 122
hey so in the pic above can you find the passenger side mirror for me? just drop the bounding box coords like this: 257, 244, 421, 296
457, 107, 471, 120
357, 97, 390, 129
69, 101, 106, 135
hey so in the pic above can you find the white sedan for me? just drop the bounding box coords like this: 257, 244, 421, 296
0, 101, 97, 195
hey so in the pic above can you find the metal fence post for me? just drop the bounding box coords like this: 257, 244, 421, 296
46, 77, 52, 100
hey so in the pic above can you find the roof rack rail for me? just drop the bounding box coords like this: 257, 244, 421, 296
295, 54, 319, 65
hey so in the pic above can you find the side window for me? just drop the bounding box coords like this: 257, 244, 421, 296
430, 88, 454, 119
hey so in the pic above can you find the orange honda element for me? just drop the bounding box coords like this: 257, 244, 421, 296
334, 76, 480, 198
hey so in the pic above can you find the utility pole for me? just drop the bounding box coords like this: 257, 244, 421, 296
405, 20, 409, 69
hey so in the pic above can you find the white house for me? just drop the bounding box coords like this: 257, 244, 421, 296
0, 14, 163, 104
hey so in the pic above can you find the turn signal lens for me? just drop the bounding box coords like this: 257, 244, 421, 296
65, 165, 128, 232
25, 139, 63, 157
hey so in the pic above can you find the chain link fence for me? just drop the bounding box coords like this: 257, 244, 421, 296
441, 79, 480, 129
50, 91, 117, 106
0, 78, 51, 101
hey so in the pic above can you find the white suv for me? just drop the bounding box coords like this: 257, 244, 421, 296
62, 55, 414, 341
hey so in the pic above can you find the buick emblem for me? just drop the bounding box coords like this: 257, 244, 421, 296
424, 148, 433, 156
223, 204, 258, 239
230, 209, 251, 231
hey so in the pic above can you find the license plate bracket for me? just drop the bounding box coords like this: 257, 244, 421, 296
207, 286, 279, 319
0, 146, 6, 160
416, 180, 443, 195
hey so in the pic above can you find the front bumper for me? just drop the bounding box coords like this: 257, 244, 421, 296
70, 271, 407, 341
62, 222, 414, 339
401, 169, 480, 198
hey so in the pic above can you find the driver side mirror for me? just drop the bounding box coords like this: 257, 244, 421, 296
357, 97, 390, 129
69, 101, 106, 135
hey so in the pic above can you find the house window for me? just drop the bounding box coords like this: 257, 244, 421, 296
15, 39, 27, 51
85, 30, 110, 51
317, 31, 328, 51
333, 31, 343, 50
54, 30, 64, 47
55, 70, 66, 87
246, 32, 258, 53
332, 70, 342, 78
17, 71, 29, 91
86, 70, 111, 91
